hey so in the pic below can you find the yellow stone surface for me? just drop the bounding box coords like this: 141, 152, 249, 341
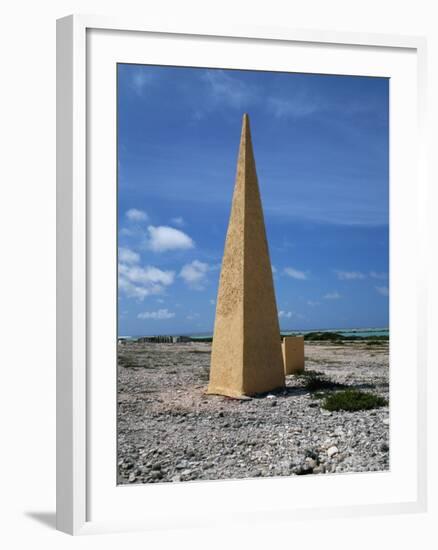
282, 336, 305, 375
208, 114, 285, 398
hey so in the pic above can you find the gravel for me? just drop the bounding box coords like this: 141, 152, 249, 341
117, 340, 389, 484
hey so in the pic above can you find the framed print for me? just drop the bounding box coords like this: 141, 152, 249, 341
56, 15, 427, 535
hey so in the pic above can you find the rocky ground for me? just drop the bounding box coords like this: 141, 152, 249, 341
117, 340, 389, 484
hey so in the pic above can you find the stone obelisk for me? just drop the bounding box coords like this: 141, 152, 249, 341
208, 114, 285, 398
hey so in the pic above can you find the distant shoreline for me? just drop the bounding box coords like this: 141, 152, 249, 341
119, 327, 389, 342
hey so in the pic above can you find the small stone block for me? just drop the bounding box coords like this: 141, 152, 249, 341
282, 336, 305, 374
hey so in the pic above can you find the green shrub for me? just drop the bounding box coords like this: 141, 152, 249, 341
301, 332, 389, 343
322, 390, 387, 412
311, 391, 326, 400
303, 332, 344, 342
365, 340, 386, 346
295, 369, 324, 378
301, 371, 346, 392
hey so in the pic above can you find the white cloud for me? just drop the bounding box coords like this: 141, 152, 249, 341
209, 299, 215, 305
307, 300, 320, 307
268, 95, 320, 119
284, 267, 308, 280
324, 292, 341, 300
171, 216, 185, 227
278, 310, 305, 320
131, 70, 153, 96
137, 309, 175, 320
118, 263, 175, 300
186, 312, 200, 320
119, 264, 174, 286
118, 278, 152, 300
278, 310, 293, 319
119, 227, 135, 237
179, 260, 209, 290
375, 286, 389, 296
202, 70, 254, 108
126, 208, 148, 222
200, 70, 322, 121
335, 270, 366, 280
118, 247, 140, 264
370, 271, 388, 280
271, 265, 277, 274
146, 225, 194, 252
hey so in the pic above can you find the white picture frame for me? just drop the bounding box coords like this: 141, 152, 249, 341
56, 14, 428, 535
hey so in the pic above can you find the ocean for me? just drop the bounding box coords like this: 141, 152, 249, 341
281, 328, 389, 338
189, 327, 389, 340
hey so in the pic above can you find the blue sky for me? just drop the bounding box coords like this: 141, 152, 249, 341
117, 64, 389, 336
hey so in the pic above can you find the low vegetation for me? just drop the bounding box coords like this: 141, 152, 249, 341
322, 389, 387, 412
304, 372, 346, 392
303, 331, 345, 342
365, 340, 388, 346
283, 331, 390, 343
296, 370, 346, 391
118, 355, 138, 369
297, 371, 387, 412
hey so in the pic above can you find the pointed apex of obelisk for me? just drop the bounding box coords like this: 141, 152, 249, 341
238, 113, 255, 177
241, 113, 250, 140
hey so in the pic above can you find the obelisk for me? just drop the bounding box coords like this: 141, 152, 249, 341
208, 114, 285, 398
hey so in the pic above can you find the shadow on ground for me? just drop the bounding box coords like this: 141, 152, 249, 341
25, 511, 56, 530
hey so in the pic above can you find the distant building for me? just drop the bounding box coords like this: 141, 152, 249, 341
136, 335, 191, 344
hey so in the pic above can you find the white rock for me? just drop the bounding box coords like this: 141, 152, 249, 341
266, 394, 276, 400
327, 446, 339, 457
383, 418, 390, 425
